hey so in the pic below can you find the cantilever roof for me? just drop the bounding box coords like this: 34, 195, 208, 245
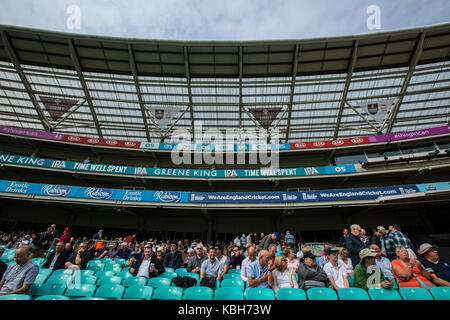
0, 23, 449, 143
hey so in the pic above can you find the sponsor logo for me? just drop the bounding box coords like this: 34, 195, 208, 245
191, 194, 205, 201
106, 140, 118, 145
68, 136, 80, 142
42, 185, 71, 197
155, 191, 182, 202
302, 193, 318, 200
87, 138, 99, 144
125, 141, 136, 147
367, 103, 379, 115
5, 182, 30, 193
282, 193, 298, 201
313, 141, 325, 147
351, 138, 364, 144
335, 167, 346, 173
122, 190, 143, 201
332, 140, 344, 146
294, 143, 307, 148
425, 185, 436, 191
85, 188, 113, 200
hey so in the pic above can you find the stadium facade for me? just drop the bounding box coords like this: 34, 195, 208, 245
0, 23, 449, 243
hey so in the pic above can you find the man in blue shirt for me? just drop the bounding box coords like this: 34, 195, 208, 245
371, 244, 394, 280
418, 243, 450, 286
247, 249, 270, 288
200, 247, 223, 281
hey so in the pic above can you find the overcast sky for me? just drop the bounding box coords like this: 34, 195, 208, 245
0, 0, 448, 40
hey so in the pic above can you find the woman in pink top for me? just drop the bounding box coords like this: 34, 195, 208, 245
285, 248, 299, 272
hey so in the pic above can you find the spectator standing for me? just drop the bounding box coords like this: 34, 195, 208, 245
339, 228, 348, 248
59, 228, 71, 244
385, 225, 414, 261
285, 231, 295, 250
258, 232, 279, 251
345, 224, 367, 267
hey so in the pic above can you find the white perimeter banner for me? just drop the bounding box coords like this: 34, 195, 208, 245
359, 99, 395, 124
147, 106, 184, 130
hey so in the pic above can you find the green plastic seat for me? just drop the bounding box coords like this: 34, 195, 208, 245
35, 283, 67, 296
87, 260, 103, 267
147, 277, 171, 288
115, 259, 126, 265
214, 287, 244, 300
33, 273, 49, 287
50, 269, 74, 277
276, 288, 307, 300
307, 287, 338, 300
94, 270, 115, 278
246, 288, 275, 300
430, 287, 450, 300
118, 268, 132, 279
153, 287, 183, 300
123, 276, 148, 287
223, 273, 240, 280
33, 258, 45, 265
160, 271, 177, 280
183, 286, 213, 300
227, 269, 241, 274
368, 288, 402, 300
79, 270, 95, 277
87, 265, 104, 273
186, 272, 200, 280
165, 267, 175, 273
104, 264, 122, 273
221, 278, 245, 291
95, 284, 125, 300
65, 284, 96, 299
46, 274, 72, 285
123, 285, 154, 300
38, 268, 52, 278
0, 294, 31, 300
175, 268, 187, 275
34, 295, 69, 300
79, 275, 97, 285
348, 273, 354, 287
77, 297, 107, 300
97, 276, 123, 286
399, 287, 434, 300
338, 287, 370, 300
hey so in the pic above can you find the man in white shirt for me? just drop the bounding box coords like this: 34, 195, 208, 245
323, 248, 349, 290
241, 246, 257, 282
130, 247, 156, 278
42, 241, 68, 271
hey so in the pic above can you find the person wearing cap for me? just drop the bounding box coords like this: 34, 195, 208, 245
258, 232, 279, 251
0, 247, 7, 281
297, 251, 331, 290
391, 246, 433, 289
353, 248, 393, 290
418, 243, 450, 286
59, 228, 71, 244
323, 248, 349, 290
345, 224, 368, 268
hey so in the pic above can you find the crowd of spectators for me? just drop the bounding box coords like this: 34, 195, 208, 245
0, 224, 449, 298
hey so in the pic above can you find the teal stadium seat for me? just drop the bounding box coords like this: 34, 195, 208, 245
183, 286, 213, 300
104, 265, 122, 273
123, 285, 154, 300
65, 284, 96, 299
78, 270, 95, 277
399, 287, 434, 300
186, 272, 200, 280
214, 287, 244, 300
38, 268, 52, 278
94, 270, 115, 278
430, 287, 450, 300
0, 294, 31, 300
35, 283, 67, 296
165, 267, 175, 273
79, 275, 97, 285
175, 268, 187, 275
94, 284, 125, 300
123, 276, 148, 287
50, 269, 73, 277
147, 277, 171, 289
348, 273, 354, 287
223, 273, 240, 280
87, 265, 104, 273
307, 287, 338, 300
221, 278, 245, 291
118, 268, 132, 279
228, 268, 241, 274
153, 287, 183, 300
368, 288, 402, 300
276, 288, 307, 300
97, 276, 123, 286
338, 288, 370, 300
46, 274, 72, 285
34, 295, 69, 300
246, 288, 275, 300
33, 273, 49, 287
160, 271, 177, 279
77, 297, 107, 300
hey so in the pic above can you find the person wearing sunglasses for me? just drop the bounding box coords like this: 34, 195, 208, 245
186, 245, 207, 274
268, 254, 298, 298
323, 248, 350, 291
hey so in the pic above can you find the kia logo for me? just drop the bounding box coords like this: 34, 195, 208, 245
332, 140, 344, 145
88, 139, 99, 144
313, 142, 325, 147
68, 136, 80, 142
351, 138, 364, 143
125, 142, 136, 147
106, 140, 118, 145
295, 143, 307, 148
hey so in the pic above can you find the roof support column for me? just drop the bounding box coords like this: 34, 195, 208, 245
285, 44, 300, 142
183, 46, 195, 143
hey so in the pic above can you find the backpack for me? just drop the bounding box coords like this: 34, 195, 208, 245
200, 276, 216, 289
170, 275, 197, 288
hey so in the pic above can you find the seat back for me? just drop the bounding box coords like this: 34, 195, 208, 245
307, 287, 338, 300
221, 278, 245, 291
0, 294, 31, 300
276, 288, 307, 300
94, 284, 125, 299
34, 295, 69, 300
147, 277, 171, 288
245, 288, 275, 300
368, 288, 402, 300
97, 276, 123, 286
35, 283, 67, 296
430, 286, 450, 300
214, 287, 244, 300
65, 284, 97, 298
153, 287, 183, 300
123, 285, 154, 300
399, 287, 434, 300
123, 276, 148, 287
338, 287, 370, 300
183, 287, 213, 300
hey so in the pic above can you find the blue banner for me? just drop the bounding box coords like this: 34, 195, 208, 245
416, 182, 450, 192
0, 153, 356, 178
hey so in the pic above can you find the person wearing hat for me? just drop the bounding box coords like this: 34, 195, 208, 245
354, 248, 393, 290
59, 228, 71, 244
297, 251, 331, 291
0, 247, 7, 281
418, 243, 450, 286
323, 248, 349, 290
258, 232, 280, 251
